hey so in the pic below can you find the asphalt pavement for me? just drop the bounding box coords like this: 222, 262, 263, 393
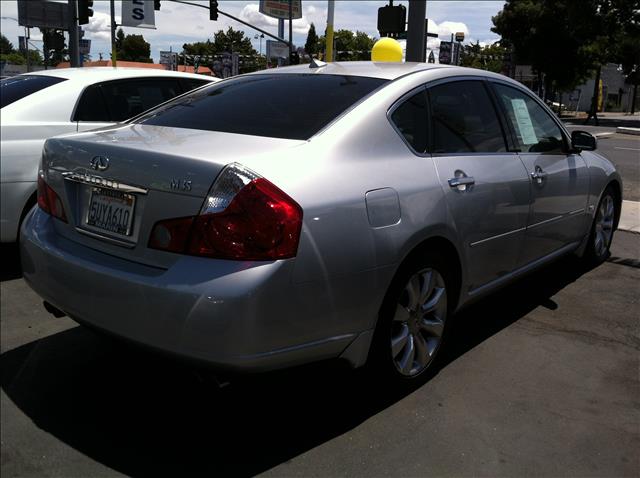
1, 229, 638, 477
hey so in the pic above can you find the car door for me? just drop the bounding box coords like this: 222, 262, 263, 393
75, 78, 184, 132
490, 82, 590, 265
426, 79, 531, 292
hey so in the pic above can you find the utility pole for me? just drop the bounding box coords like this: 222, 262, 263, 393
277, 18, 284, 66
67, 0, 80, 67
288, 0, 293, 57
406, 0, 426, 62
110, 0, 117, 67
326, 0, 334, 62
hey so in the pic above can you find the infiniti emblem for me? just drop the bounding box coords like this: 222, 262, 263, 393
90, 156, 110, 171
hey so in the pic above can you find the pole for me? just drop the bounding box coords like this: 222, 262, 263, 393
67, 0, 80, 67
25, 27, 30, 72
406, 0, 426, 62
110, 0, 117, 67
288, 0, 293, 57
278, 19, 284, 66
326, 0, 334, 62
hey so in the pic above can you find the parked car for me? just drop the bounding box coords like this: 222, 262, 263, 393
1, 67, 218, 243
21, 62, 621, 382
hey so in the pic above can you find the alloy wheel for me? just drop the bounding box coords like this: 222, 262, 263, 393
594, 194, 615, 258
390, 268, 447, 377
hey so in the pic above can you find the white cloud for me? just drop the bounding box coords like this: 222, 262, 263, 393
239, 4, 311, 36
84, 12, 112, 42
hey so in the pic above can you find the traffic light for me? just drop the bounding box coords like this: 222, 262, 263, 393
377, 4, 406, 38
209, 0, 218, 21
78, 0, 94, 25
289, 51, 299, 65
154, 0, 161, 10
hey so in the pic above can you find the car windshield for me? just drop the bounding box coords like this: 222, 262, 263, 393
0, 75, 67, 109
137, 74, 389, 140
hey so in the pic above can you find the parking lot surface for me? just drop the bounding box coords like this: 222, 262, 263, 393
1, 229, 638, 477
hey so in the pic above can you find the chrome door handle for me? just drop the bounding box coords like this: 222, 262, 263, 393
448, 176, 475, 188
531, 167, 548, 184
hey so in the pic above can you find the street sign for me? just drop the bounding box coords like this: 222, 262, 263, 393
455, 31, 465, 42
439, 41, 452, 64
18, 36, 27, 53
428, 50, 435, 63
79, 39, 91, 55
121, 0, 156, 29
159, 51, 178, 70
259, 0, 302, 20
266, 40, 290, 59
17, 0, 69, 30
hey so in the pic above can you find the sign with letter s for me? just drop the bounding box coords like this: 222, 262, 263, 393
121, 0, 156, 29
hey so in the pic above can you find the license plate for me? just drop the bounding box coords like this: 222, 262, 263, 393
86, 187, 136, 236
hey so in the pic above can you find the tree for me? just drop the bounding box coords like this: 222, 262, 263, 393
460, 41, 505, 73
351, 31, 375, 61
305, 23, 318, 56
182, 27, 259, 73
115, 29, 152, 63
1, 34, 14, 55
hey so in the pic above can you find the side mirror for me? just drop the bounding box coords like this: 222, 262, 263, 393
571, 130, 597, 151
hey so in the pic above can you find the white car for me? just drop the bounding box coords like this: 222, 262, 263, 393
1, 67, 218, 243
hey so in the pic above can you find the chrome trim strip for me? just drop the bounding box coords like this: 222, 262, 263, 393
63, 172, 148, 194
75, 227, 136, 248
527, 215, 563, 230
569, 208, 585, 216
470, 227, 526, 247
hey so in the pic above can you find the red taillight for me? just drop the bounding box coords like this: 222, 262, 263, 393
149, 165, 303, 261
37, 176, 67, 223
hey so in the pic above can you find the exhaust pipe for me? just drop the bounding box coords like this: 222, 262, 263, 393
43, 301, 66, 318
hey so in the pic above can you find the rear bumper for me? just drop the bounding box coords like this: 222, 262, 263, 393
20, 208, 362, 372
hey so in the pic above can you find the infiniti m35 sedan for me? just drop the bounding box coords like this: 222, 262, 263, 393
21, 62, 621, 382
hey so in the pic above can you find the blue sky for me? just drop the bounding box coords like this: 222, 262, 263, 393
0, 1, 505, 62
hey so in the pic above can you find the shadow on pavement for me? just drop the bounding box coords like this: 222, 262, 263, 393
0, 255, 595, 477
1, 243, 22, 282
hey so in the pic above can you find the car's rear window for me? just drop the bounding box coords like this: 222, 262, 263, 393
138, 74, 388, 140
0, 75, 67, 108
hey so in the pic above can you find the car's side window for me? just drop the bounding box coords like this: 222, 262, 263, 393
100, 78, 182, 122
428, 80, 507, 154
493, 83, 566, 154
390, 89, 428, 154
181, 78, 211, 92
73, 84, 110, 122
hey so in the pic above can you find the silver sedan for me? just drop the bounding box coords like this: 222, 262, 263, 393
21, 62, 622, 382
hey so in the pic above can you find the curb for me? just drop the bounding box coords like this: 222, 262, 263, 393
619, 200, 640, 234
616, 127, 640, 136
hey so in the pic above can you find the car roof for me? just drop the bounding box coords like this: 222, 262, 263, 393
247, 61, 501, 81
22, 67, 218, 83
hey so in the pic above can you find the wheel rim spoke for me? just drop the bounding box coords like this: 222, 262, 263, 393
420, 316, 444, 338
422, 287, 445, 314
414, 333, 430, 368
419, 270, 433, 304
406, 276, 421, 310
391, 324, 410, 357
398, 335, 415, 374
393, 304, 411, 323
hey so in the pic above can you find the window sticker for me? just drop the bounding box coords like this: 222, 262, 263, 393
510, 98, 538, 145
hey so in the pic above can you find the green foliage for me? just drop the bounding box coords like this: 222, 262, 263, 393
182, 27, 259, 73
116, 29, 152, 63
492, 0, 640, 93
1, 34, 14, 55
459, 41, 505, 73
305, 23, 318, 55
332, 29, 376, 61
0, 52, 26, 65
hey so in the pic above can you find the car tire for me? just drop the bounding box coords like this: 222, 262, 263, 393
368, 251, 453, 384
583, 186, 618, 265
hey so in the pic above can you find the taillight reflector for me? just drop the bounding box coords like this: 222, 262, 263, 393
37, 176, 67, 222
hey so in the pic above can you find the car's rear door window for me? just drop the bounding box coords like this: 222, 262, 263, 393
428, 80, 507, 154
492, 83, 566, 154
139, 74, 388, 140
73, 84, 110, 121
99, 78, 182, 121
390, 89, 429, 154
0, 75, 67, 108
